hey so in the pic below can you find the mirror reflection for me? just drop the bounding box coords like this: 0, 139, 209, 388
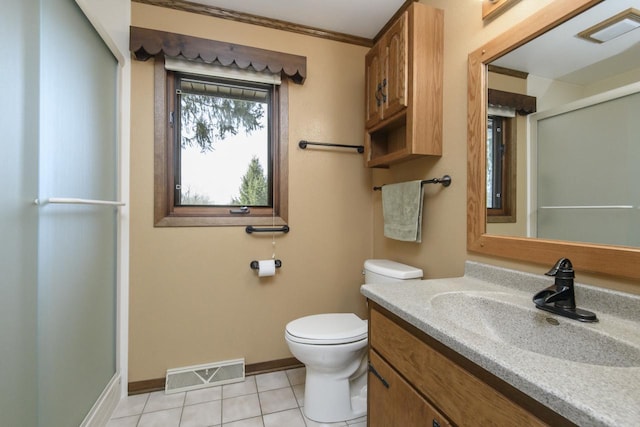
486, 0, 640, 248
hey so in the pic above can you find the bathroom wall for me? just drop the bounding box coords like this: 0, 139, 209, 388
372, 0, 553, 279
129, 3, 372, 382
374, 0, 640, 294
130, 0, 640, 385
584, 66, 640, 97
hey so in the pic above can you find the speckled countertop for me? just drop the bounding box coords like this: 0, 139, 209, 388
360, 261, 640, 427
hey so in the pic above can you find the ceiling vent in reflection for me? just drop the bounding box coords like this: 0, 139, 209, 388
577, 8, 640, 43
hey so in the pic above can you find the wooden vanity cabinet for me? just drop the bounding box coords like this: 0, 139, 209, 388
364, 3, 443, 168
369, 350, 451, 427
367, 302, 576, 427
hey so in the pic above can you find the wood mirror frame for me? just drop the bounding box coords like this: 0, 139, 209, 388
467, 0, 640, 280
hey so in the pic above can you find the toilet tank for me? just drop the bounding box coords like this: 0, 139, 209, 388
363, 259, 423, 284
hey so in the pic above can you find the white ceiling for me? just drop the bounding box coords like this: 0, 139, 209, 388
492, 0, 640, 85
185, 1, 640, 85
189, 0, 406, 39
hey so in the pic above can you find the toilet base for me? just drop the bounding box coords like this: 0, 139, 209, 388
302, 364, 368, 423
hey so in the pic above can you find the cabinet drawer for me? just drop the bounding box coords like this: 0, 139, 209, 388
369, 350, 451, 427
370, 306, 548, 426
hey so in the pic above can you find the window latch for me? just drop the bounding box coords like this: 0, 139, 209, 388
230, 206, 250, 214
169, 111, 175, 127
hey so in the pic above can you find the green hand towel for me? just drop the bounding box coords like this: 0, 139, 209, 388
382, 180, 423, 242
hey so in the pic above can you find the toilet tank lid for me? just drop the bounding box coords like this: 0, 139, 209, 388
364, 259, 423, 279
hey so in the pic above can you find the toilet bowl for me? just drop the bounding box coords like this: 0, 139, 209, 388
285, 313, 368, 422
285, 259, 423, 423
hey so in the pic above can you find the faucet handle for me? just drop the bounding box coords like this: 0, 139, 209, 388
545, 258, 574, 278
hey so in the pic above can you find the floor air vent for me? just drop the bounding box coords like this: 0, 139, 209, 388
165, 358, 245, 394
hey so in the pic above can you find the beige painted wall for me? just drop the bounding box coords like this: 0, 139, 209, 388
130, 3, 372, 382
373, 0, 640, 292
130, 0, 640, 383
372, 0, 556, 279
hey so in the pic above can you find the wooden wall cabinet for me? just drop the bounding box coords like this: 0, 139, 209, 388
368, 303, 575, 427
364, 3, 443, 168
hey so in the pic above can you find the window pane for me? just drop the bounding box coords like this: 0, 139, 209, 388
176, 77, 271, 206
486, 115, 503, 210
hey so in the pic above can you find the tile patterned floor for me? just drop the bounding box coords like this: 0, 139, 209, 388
107, 367, 367, 427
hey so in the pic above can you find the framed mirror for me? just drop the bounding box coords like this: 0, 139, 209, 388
467, 0, 640, 280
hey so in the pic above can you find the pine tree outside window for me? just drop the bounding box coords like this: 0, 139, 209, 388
175, 75, 272, 209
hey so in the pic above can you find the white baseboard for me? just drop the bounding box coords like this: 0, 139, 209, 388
80, 373, 122, 427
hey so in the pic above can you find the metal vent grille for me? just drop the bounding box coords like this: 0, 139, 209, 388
165, 358, 245, 394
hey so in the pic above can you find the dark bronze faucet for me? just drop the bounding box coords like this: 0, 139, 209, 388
533, 258, 598, 322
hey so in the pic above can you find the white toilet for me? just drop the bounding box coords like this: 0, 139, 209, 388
284, 259, 423, 423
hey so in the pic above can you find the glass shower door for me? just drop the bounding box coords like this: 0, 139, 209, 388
1, 1, 40, 425
37, 0, 119, 425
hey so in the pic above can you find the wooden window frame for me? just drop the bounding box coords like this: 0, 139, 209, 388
485, 88, 536, 224
486, 115, 516, 223
153, 57, 289, 227
130, 27, 306, 227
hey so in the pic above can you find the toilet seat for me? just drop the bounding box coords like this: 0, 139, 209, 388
285, 313, 367, 345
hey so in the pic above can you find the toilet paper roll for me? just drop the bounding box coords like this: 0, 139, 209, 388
257, 259, 276, 277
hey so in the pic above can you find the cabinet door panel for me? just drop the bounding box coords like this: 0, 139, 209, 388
369, 350, 451, 427
365, 46, 382, 128
383, 11, 408, 118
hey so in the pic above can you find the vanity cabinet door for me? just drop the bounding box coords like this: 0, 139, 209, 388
369, 303, 555, 426
368, 350, 451, 427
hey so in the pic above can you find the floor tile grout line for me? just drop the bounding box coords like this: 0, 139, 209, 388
111, 371, 317, 427
256, 385, 265, 421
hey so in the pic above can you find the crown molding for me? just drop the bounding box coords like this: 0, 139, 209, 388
133, 0, 374, 47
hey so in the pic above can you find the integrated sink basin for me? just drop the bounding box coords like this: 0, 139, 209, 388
429, 291, 640, 368
361, 262, 640, 426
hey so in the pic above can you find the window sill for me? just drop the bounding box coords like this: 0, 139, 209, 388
154, 215, 288, 227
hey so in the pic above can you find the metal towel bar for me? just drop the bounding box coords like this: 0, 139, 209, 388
299, 140, 364, 153
373, 175, 452, 191
246, 225, 290, 234
34, 197, 125, 207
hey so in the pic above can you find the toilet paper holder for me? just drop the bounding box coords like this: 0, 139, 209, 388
250, 259, 282, 270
